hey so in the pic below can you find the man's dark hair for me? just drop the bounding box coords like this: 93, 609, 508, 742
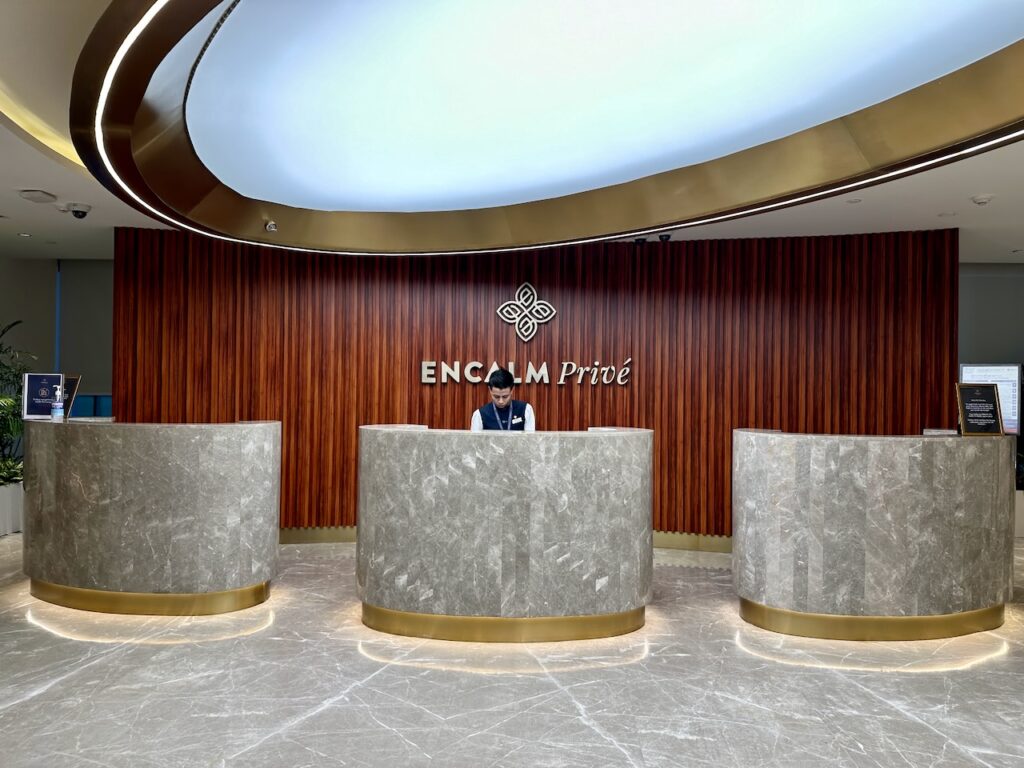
487, 367, 515, 389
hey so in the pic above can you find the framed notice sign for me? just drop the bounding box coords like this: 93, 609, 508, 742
62, 374, 82, 416
22, 373, 64, 420
956, 383, 1004, 436
959, 364, 1020, 434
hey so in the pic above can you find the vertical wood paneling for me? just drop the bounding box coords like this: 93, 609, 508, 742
112, 229, 959, 534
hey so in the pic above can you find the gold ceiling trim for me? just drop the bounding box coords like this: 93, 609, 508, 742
0, 83, 83, 168
71, 2, 1024, 254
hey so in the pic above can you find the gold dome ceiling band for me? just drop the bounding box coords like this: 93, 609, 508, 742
71, 1, 1024, 254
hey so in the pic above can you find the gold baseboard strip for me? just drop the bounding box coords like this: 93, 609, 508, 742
653, 532, 732, 553
30, 579, 271, 616
283, 527, 728, 552
279, 526, 357, 544
739, 598, 1004, 641
362, 603, 645, 643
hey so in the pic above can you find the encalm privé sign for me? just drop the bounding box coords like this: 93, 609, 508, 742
420, 282, 633, 387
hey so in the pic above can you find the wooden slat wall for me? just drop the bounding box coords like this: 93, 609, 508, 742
113, 228, 958, 534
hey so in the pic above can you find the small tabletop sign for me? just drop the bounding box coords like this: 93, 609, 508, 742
956, 383, 1004, 436
62, 374, 82, 416
22, 373, 65, 420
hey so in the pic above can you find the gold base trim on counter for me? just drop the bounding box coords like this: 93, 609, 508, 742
739, 598, 1004, 641
362, 603, 645, 643
30, 579, 271, 616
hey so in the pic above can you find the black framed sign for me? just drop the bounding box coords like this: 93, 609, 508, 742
956, 383, 1004, 437
22, 373, 65, 420
959, 364, 1020, 435
62, 374, 82, 417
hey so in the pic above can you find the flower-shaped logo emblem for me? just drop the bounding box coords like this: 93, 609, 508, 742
497, 282, 556, 343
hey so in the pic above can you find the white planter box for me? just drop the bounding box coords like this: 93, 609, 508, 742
0, 482, 23, 536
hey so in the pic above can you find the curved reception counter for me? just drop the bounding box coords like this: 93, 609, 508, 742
23, 419, 281, 615
357, 426, 653, 642
733, 429, 1016, 640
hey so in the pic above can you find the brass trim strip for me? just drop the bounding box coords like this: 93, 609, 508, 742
30, 579, 271, 616
653, 532, 732, 553
362, 603, 645, 643
69, 2, 1024, 253
284, 527, 724, 548
279, 526, 357, 544
739, 598, 1004, 641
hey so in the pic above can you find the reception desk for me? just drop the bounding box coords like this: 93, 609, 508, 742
23, 419, 280, 615
357, 426, 653, 642
733, 429, 1016, 640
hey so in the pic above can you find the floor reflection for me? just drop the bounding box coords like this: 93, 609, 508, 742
357, 635, 650, 675
21, 587, 281, 645
734, 625, 1010, 673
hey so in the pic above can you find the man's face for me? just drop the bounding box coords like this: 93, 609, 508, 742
489, 387, 513, 408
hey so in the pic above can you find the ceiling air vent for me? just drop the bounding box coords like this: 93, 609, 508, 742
18, 189, 58, 204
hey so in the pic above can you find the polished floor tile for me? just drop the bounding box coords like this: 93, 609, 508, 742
1, 535, 1022, 767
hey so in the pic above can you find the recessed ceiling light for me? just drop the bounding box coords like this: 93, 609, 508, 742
17, 232, 32, 237
970, 194, 994, 206
937, 212, 957, 217
845, 198, 863, 204
18, 189, 57, 204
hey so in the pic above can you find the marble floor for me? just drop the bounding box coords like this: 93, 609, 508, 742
1, 536, 1023, 768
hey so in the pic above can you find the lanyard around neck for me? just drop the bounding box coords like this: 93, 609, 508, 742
492, 402, 512, 430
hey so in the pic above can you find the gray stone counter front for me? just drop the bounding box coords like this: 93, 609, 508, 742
357, 426, 653, 641
732, 429, 1015, 639
23, 419, 280, 615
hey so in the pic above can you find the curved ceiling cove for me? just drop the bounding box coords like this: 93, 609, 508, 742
71, 0, 1024, 254
187, 0, 1024, 213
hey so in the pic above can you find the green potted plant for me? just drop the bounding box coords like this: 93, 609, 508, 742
0, 321, 34, 536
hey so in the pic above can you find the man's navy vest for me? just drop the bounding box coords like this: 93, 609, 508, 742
478, 400, 528, 431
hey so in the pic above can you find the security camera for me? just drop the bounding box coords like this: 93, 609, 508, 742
67, 203, 92, 220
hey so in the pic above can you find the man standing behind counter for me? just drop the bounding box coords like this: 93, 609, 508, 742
470, 367, 536, 431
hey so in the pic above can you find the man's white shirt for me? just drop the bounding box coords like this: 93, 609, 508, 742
471, 404, 536, 431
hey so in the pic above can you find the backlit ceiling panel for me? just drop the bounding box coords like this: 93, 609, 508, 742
185, 0, 1024, 213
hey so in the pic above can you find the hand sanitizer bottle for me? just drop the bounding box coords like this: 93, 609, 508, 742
51, 384, 64, 422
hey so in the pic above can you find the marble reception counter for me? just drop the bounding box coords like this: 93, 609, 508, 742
733, 429, 1016, 640
357, 425, 653, 642
23, 419, 280, 615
